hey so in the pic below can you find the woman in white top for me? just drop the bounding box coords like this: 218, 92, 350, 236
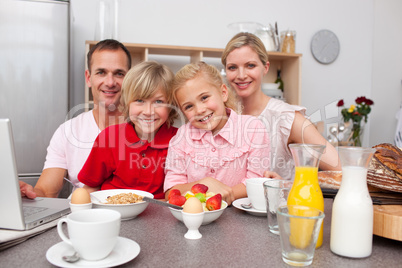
221, 32, 341, 179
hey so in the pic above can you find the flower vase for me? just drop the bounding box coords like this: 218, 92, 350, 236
340, 121, 364, 147
351, 121, 364, 147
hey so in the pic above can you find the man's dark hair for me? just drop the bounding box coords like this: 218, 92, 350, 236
87, 39, 132, 72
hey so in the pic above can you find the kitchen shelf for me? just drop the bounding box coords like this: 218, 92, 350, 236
84, 41, 302, 109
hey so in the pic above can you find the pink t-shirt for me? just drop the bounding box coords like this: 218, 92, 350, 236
43, 111, 100, 190
164, 109, 270, 191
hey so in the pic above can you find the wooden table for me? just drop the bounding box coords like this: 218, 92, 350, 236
0, 199, 401, 267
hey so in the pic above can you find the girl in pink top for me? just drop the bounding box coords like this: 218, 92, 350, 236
164, 62, 277, 205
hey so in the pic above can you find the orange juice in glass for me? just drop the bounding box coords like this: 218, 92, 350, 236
287, 144, 326, 248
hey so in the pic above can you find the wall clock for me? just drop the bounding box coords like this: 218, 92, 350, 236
311, 29, 340, 64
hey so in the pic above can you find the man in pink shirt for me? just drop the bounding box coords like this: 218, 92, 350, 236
19, 39, 131, 198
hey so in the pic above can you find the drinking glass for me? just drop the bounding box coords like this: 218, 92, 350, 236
277, 205, 325, 266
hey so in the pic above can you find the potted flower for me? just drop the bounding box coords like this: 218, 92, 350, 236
337, 96, 374, 147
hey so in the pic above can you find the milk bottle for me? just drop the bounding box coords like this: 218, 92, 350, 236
330, 147, 375, 258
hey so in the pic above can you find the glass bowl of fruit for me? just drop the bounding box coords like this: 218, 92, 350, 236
167, 184, 228, 225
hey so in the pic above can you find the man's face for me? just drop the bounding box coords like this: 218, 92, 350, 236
85, 49, 130, 110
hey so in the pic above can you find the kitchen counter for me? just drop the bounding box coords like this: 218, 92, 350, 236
0, 199, 401, 267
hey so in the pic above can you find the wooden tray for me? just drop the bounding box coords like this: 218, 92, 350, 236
373, 204, 402, 241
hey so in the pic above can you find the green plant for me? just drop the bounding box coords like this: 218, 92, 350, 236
337, 96, 374, 147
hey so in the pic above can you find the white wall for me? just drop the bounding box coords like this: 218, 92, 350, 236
70, 0, 401, 147
371, 0, 402, 146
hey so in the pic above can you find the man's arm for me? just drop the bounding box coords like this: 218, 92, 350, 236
29, 168, 67, 198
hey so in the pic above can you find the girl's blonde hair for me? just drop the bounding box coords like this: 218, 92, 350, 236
221, 32, 269, 67
120, 61, 177, 126
172, 61, 239, 112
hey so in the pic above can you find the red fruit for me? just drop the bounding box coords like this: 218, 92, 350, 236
191, 183, 208, 194
205, 194, 222, 211
168, 189, 181, 200
169, 195, 186, 207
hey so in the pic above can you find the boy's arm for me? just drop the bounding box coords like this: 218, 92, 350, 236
83, 184, 101, 193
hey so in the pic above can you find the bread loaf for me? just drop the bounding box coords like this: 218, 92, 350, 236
318, 171, 342, 189
367, 143, 402, 193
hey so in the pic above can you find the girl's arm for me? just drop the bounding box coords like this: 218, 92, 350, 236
289, 112, 341, 171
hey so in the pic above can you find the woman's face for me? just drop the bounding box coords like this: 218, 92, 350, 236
176, 75, 229, 135
128, 87, 170, 141
225, 46, 269, 99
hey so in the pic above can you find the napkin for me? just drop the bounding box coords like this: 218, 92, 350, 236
0, 217, 63, 251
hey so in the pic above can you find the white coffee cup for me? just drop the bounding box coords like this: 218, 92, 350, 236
57, 208, 121, 261
246, 177, 269, 211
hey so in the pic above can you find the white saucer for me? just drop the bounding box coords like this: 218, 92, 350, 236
232, 198, 267, 217
46, 237, 140, 268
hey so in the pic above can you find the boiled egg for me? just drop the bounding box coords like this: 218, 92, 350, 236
183, 197, 204, 213
71, 188, 91, 204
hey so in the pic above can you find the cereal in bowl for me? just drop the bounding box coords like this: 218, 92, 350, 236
105, 193, 143, 204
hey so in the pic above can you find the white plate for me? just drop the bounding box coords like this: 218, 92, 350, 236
232, 198, 267, 217
46, 237, 140, 268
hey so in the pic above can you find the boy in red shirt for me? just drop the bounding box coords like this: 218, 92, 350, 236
78, 61, 178, 199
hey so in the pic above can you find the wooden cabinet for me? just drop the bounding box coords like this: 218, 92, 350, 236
85, 40, 302, 109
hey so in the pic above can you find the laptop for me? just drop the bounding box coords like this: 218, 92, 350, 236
0, 118, 70, 230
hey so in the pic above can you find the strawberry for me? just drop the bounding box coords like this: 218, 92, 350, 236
169, 195, 186, 207
168, 189, 181, 200
205, 194, 222, 211
191, 183, 208, 194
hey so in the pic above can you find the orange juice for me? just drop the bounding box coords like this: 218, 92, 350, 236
287, 166, 324, 248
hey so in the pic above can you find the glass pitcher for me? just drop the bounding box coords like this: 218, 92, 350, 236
287, 144, 326, 248
330, 147, 375, 258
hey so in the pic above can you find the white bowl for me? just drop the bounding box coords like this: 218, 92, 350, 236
168, 201, 228, 225
90, 189, 153, 220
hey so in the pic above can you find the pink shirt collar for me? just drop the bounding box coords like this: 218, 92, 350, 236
186, 108, 236, 145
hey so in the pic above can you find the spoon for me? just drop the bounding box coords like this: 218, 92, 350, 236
241, 203, 253, 209
62, 251, 80, 263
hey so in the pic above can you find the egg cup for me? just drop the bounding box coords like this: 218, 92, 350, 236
69, 202, 92, 213
181, 211, 205, 239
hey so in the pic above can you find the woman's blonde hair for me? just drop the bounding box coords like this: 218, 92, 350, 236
221, 32, 269, 67
120, 61, 177, 126
172, 61, 239, 112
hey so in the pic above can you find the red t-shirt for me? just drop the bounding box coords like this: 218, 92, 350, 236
78, 122, 177, 199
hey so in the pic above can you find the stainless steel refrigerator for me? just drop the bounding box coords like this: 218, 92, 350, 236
0, 0, 69, 188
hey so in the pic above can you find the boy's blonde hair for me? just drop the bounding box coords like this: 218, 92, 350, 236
221, 32, 269, 67
172, 61, 239, 112
120, 61, 177, 126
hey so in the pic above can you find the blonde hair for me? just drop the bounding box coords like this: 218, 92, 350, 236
221, 32, 269, 67
120, 61, 177, 126
172, 61, 239, 112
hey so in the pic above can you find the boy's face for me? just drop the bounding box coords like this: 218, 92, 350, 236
129, 87, 170, 141
176, 75, 229, 135
85, 49, 129, 110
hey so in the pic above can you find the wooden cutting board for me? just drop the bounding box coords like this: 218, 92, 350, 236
373, 204, 402, 241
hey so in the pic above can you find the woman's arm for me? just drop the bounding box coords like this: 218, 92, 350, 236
289, 112, 341, 171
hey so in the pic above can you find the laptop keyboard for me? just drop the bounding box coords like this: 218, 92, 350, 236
23, 206, 48, 217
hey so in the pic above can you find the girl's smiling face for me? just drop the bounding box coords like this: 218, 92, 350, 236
176, 74, 229, 135
129, 87, 170, 141
225, 45, 269, 99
